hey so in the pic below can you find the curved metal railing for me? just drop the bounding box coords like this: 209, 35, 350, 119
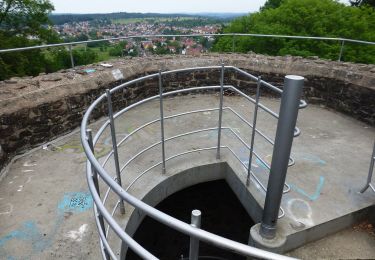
1, 33, 374, 66
81, 64, 306, 259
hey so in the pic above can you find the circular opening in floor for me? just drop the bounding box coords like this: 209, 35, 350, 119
127, 179, 255, 260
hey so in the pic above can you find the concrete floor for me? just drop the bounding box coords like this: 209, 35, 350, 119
0, 94, 374, 259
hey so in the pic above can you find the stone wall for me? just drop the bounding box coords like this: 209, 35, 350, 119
0, 53, 374, 173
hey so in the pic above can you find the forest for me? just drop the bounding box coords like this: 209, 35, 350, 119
213, 0, 375, 63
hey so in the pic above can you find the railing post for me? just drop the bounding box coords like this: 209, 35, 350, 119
246, 76, 262, 186
189, 210, 201, 260
260, 75, 304, 239
69, 45, 75, 68
106, 89, 126, 215
159, 70, 166, 174
360, 141, 375, 193
338, 40, 345, 62
86, 129, 111, 260
232, 34, 235, 52
216, 62, 225, 159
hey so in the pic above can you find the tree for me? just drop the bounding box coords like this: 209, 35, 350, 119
213, 0, 375, 64
0, 0, 55, 39
261, 0, 285, 10
0, 0, 60, 80
108, 41, 128, 57
349, 0, 375, 7
75, 33, 89, 42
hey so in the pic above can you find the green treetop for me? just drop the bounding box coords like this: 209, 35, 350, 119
213, 0, 375, 64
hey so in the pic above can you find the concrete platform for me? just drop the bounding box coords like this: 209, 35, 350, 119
0, 94, 374, 259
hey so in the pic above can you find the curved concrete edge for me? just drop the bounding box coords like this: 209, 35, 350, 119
1, 54, 374, 176
119, 161, 263, 259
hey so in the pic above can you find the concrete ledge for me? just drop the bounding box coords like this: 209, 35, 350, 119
1, 54, 374, 174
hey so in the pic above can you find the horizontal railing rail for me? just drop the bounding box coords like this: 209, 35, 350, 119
81, 64, 305, 259
1, 33, 374, 53
1, 33, 374, 65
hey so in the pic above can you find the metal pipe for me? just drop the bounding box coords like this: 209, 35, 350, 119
260, 75, 304, 239
189, 210, 202, 260
338, 40, 345, 62
87, 154, 296, 260
1, 33, 373, 54
86, 129, 110, 260
100, 106, 291, 203
121, 127, 288, 195
120, 127, 219, 173
360, 141, 375, 193
228, 86, 301, 138
82, 101, 297, 260
87, 130, 100, 195
105, 89, 125, 215
159, 71, 167, 174
69, 45, 74, 68
93, 204, 117, 260
217, 62, 225, 159
86, 164, 158, 260
126, 147, 220, 192
247, 77, 262, 186
232, 34, 235, 52
80, 65, 307, 260
228, 86, 279, 119
230, 68, 307, 109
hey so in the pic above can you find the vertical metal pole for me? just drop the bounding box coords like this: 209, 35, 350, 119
360, 141, 375, 193
86, 129, 110, 260
338, 40, 345, 62
159, 70, 166, 174
246, 76, 262, 186
260, 75, 304, 239
216, 62, 225, 159
106, 89, 125, 215
69, 45, 75, 68
189, 210, 201, 260
232, 34, 235, 53
87, 129, 101, 199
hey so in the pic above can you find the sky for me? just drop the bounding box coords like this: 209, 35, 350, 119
50, 0, 269, 14
50, 0, 350, 14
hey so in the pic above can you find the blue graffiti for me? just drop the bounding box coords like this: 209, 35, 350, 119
0, 220, 51, 259
255, 158, 269, 170
57, 192, 93, 214
289, 176, 325, 201
301, 154, 327, 165
0, 191, 93, 258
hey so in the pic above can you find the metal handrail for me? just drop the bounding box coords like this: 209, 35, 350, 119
0, 33, 374, 62
81, 65, 304, 260
1, 33, 374, 53
360, 141, 375, 193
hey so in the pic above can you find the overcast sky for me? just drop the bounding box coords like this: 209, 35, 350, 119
50, 0, 277, 14
50, 0, 349, 14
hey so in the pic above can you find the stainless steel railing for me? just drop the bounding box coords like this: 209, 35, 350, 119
81, 64, 306, 259
1, 33, 374, 65
360, 141, 375, 194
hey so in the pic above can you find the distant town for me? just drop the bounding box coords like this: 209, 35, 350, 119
51, 15, 225, 57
